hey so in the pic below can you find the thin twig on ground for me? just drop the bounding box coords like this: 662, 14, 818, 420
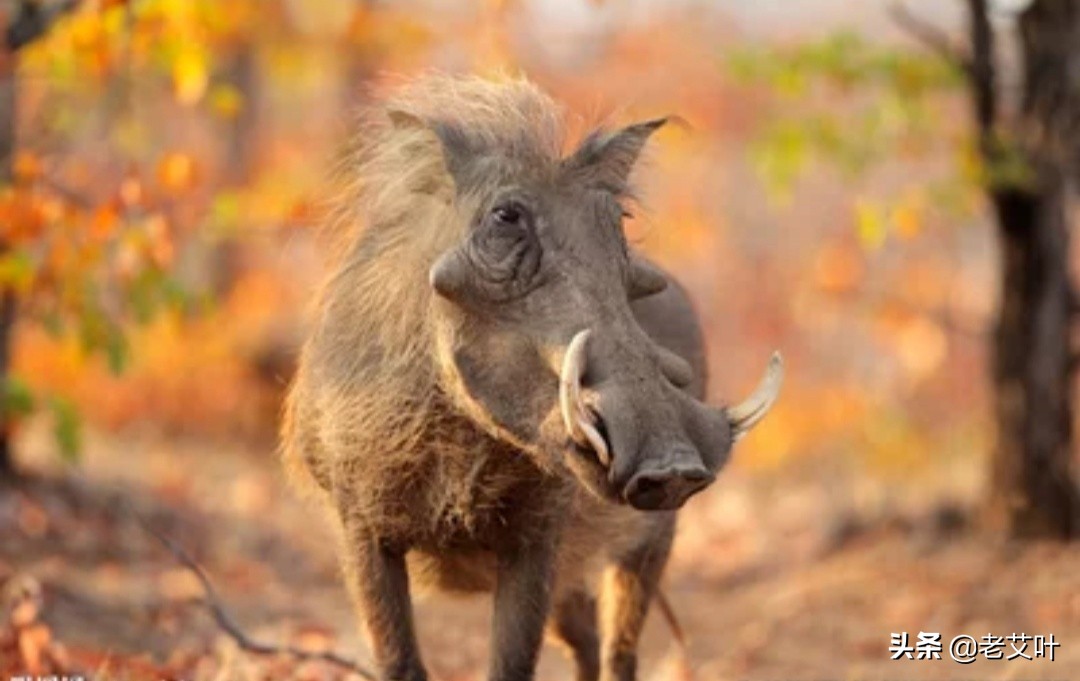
134, 512, 375, 680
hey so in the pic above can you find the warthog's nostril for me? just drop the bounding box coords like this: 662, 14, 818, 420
624, 465, 714, 511
624, 472, 674, 510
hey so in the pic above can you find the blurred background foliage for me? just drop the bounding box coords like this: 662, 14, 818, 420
2, 0, 998, 490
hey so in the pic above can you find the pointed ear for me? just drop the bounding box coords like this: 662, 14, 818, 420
387, 109, 479, 189
565, 118, 667, 193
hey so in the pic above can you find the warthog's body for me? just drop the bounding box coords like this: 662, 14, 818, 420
283, 75, 779, 681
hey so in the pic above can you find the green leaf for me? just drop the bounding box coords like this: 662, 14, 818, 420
1, 376, 36, 418
0, 250, 36, 293
727, 50, 765, 83
47, 396, 81, 463
41, 311, 65, 338
730, 30, 970, 218
209, 190, 242, 236
752, 121, 811, 200
77, 305, 130, 375
129, 267, 191, 324
130, 268, 164, 323
105, 332, 129, 375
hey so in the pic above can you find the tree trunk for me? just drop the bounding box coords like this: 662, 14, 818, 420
986, 0, 1080, 539
989, 183, 1077, 538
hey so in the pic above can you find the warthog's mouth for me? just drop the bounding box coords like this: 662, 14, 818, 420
580, 417, 614, 476
576, 408, 611, 468
563, 421, 621, 504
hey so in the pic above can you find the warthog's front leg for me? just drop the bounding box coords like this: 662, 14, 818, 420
488, 536, 560, 681
599, 517, 675, 681
549, 589, 600, 681
339, 513, 426, 681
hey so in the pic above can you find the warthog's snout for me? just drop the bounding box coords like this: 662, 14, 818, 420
624, 459, 715, 510
558, 328, 783, 510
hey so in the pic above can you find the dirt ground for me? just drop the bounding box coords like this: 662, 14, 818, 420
1, 424, 1077, 681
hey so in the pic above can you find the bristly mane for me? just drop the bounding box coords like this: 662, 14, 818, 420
326, 74, 566, 258
281, 74, 568, 502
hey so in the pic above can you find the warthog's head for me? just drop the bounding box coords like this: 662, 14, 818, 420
401, 102, 781, 511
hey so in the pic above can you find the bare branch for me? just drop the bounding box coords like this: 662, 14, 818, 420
890, 1, 1001, 161
654, 590, 686, 649
965, 0, 997, 141
135, 514, 376, 680
6, 0, 82, 52
889, 3, 973, 74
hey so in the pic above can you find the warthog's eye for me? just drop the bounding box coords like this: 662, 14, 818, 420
466, 200, 541, 298
491, 203, 525, 227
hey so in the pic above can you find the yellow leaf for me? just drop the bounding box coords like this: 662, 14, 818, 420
172, 49, 209, 105
209, 83, 244, 120
854, 199, 887, 251
68, 11, 103, 50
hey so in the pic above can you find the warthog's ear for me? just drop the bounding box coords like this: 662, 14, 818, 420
388, 109, 478, 191
564, 118, 668, 193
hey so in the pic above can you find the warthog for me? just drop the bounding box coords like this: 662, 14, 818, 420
282, 75, 782, 681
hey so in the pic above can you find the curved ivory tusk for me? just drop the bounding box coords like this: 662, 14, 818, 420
727, 352, 784, 441
559, 330, 611, 467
